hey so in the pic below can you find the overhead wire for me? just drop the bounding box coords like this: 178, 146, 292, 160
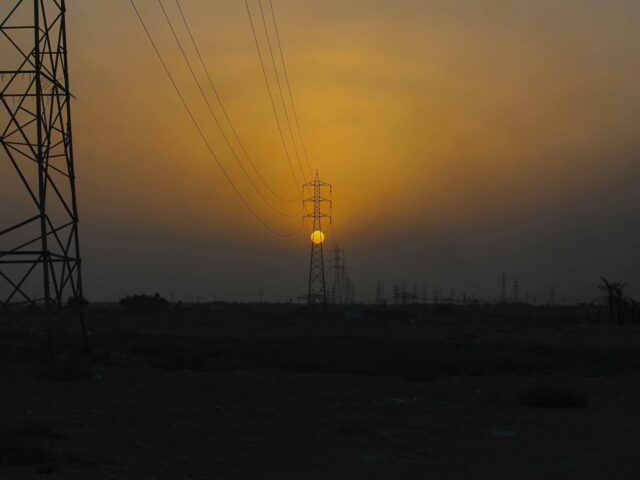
245, 0, 314, 249
129, 0, 303, 237
175, 0, 315, 250
157, 0, 300, 218
244, 0, 304, 197
257, 0, 310, 181
266, 0, 314, 177
246, 0, 319, 247
174, 0, 299, 205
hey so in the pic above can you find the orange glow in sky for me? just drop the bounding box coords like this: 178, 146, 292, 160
3, 0, 637, 300
63, 1, 640, 245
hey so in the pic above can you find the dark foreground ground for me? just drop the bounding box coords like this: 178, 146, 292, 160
1, 304, 640, 479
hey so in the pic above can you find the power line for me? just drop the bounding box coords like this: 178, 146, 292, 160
257, 0, 310, 181
244, 0, 313, 248
129, 0, 303, 238
267, 0, 314, 177
177, 0, 312, 248
157, 0, 300, 218
174, 0, 299, 205
244, 0, 304, 195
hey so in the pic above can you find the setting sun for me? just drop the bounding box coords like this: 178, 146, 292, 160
310, 230, 325, 245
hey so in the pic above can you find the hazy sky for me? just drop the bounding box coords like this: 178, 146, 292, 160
4, 0, 640, 302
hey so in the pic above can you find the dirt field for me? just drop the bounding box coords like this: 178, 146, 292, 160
1, 304, 640, 479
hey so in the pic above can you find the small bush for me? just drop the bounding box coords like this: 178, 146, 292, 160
120, 293, 169, 312
67, 295, 89, 310
518, 381, 587, 409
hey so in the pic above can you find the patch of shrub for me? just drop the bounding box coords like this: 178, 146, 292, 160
120, 293, 169, 312
67, 295, 89, 310
518, 381, 587, 409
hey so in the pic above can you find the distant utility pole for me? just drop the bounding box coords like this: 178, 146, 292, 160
0, 1, 88, 348
304, 171, 331, 306
513, 279, 519, 303
330, 245, 346, 304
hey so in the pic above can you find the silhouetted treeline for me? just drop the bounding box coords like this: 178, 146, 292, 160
120, 293, 169, 312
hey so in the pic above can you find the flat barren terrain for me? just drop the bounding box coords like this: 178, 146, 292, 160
1, 304, 640, 479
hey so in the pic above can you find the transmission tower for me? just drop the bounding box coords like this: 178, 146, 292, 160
304, 171, 331, 306
0, 1, 87, 344
330, 245, 346, 304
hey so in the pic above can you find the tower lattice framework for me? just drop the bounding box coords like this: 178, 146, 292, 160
304, 171, 331, 306
0, 0, 85, 329
330, 245, 345, 305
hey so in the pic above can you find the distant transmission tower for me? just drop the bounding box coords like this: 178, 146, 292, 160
304, 171, 331, 306
0, 1, 87, 345
330, 245, 346, 304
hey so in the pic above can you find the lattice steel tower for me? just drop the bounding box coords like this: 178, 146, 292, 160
330, 245, 345, 305
304, 171, 331, 306
0, 1, 86, 336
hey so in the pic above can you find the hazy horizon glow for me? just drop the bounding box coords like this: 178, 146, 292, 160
3, 0, 640, 302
